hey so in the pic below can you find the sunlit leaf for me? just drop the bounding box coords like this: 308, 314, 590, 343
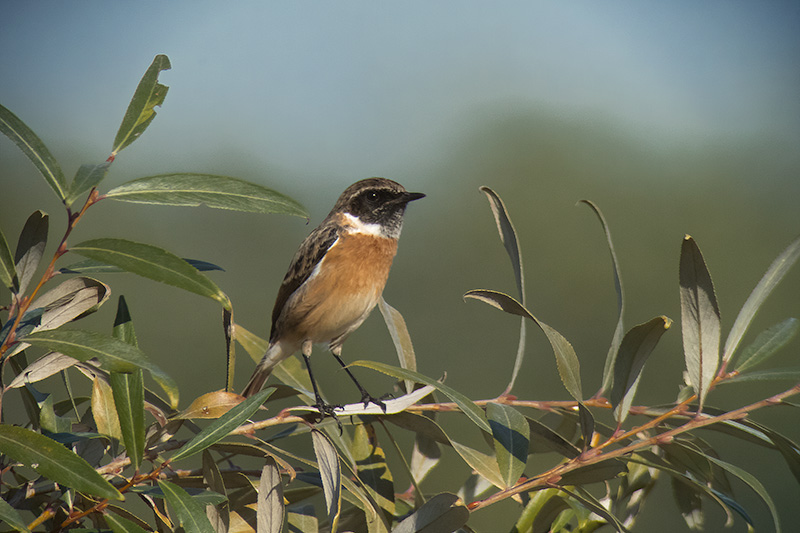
480, 186, 527, 395
30, 276, 110, 332
679, 236, 720, 409
0, 103, 67, 201
311, 429, 341, 531
113, 55, 171, 154
392, 492, 469, 533
349, 361, 491, 433
451, 440, 505, 489
179, 390, 245, 419
579, 200, 626, 395
465, 289, 583, 401
257, 457, 284, 533
611, 316, 671, 423
724, 368, 800, 384
159, 480, 217, 533
286, 505, 317, 533
723, 234, 800, 363
486, 402, 529, 488
378, 297, 417, 394
67, 161, 111, 206
514, 488, 568, 533
558, 486, 630, 533
106, 174, 308, 217
59, 257, 224, 274
71, 238, 231, 310
0, 225, 17, 291
92, 377, 123, 440
24, 329, 178, 408
171, 388, 273, 462
352, 423, 395, 519
734, 318, 799, 373
14, 210, 48, 295
0, 425, 122, 500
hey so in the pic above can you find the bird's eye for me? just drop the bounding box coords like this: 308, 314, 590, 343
365, 191, 380, 203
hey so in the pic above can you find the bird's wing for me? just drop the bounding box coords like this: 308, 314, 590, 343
270, 220, 340, 339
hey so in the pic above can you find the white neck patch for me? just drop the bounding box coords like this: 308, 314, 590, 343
342, 212, 390, 237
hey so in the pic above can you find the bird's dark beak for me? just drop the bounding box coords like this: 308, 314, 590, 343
403, 192, 425, 203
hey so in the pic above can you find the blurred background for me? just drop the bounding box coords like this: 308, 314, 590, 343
1, 2, 799, 531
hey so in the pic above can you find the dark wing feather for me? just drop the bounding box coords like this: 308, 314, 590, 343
270, 220, 340, 340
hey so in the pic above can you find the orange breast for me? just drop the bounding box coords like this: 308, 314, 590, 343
279, 233, 398, 347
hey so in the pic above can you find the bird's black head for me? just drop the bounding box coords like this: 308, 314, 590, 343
331, 178, 424, 238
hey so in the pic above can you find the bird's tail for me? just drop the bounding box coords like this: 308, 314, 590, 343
241, 341, 290, 398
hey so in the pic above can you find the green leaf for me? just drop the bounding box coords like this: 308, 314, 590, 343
92, 377, 123, 440
0, 425, 122, 500
559, 460, 627, 485
66, 162, 111, 206
349, 360, 491, 434
734, 318, 799, 373
486, 402, 529, 488
0, 496, 31, 533
705, 455, 781, 533
14, 210, 49, 296
610, 316, 671, 423
71, 238, 231, 309
258, 457, 284, 533
352, 423, 395, 519
158, 480, 217, 533
105, 174, 308, 217
202, 450, 229, 533
723, 234, 800, 364
526, 416, 581, 458
479, 186, 527, 395
672, 477, 705, 530
286, 505, 318, 533
392, 492, 469, 533
679, 236, 720, 409
378, 297, 417, 394
464, 289, 583, 401
171, 388, 274, 462
559, 486, 630, 533
451, 441, 505, 489
104, 511, 150, 533
110, 371, 145, 469
59, 257, 223, 274
24, 329, 179, 409
311, 429, 342, 532
580, 200, 626, 396
0, 103, 67, 201
0, 225, 17, 291
724, 367, 800, 384
113, 55, 171, 154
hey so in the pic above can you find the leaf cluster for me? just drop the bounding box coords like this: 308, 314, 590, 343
1, 54, 799, 533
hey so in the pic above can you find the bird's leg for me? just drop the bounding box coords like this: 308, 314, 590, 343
301, 348, 340, 424
330, 349, 390, 412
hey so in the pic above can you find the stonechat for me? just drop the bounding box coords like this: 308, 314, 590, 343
241, 177, 424, 417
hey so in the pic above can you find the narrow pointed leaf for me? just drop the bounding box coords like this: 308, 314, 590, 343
349, 360, 491, 433
286, 505, 317, 533
0, 497, 30, 533
7, 351, 79, 389
14, 210, 48, 295
30, 276, 110, 332
0, 425, 123, 500
559, 460, 627, 485
110, 370, 145, 469
24, 329, 178, 408
105, 512, 150, 533
67, 161, 112, 205
611, 316, 671, 423
113, 54, 171, 154
392, 493, 469, 533
480, 186, 526, 395
59, 257, 223, 274
179, 390, 245, 419
202, 450, 229, 533
352, 423, 395, 519
93, 377, 123, 440
158, 480, 217, 533
106, 174, 308, 217
734, 318, 799, 373
705, 455, 781, 533
723, 234, 800, 363
71, 238, 231, 309
0, 225, 17, 291
672, 477, 704, 531
451, 441, 505, 489
311, 429, 342, 532
679, 236, 720, 409
465, 289, 583, 400
258, 457, 284, 533
378, 297, 417, 394
526, 416, 581, 458
0, 103, 67, 200
724, 368, 800, 384
578, 402, 595, 449
171, 388, 273, 461
580, 200, 625, 395
559, 486, 630, 533
486, 402, 529, 488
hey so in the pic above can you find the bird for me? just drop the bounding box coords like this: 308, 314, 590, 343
241, 177, 424, 418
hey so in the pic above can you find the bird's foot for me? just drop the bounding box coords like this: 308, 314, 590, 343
360, 391, 393, 413
311, 399, 343, 433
